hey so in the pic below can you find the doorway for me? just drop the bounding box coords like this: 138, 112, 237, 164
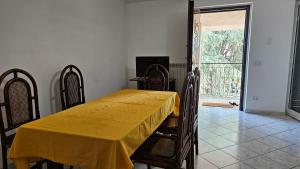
193, 5, 250, 111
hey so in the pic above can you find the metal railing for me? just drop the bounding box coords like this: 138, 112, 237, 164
200, 63, 242, 98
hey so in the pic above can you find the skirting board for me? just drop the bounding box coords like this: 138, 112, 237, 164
287, 110, 300, 122
244, 108, 286, 116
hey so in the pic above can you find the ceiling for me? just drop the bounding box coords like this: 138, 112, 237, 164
196, 10, 246, 31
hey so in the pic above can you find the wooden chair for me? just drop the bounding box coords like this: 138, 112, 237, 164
0, 69, 42, 169
59, 65, 85, 169
157, 67, 201, 155
131, 72, 195, 169
60, 65, 85, 110
144, 64, 169, 91
193, 67, 200, 155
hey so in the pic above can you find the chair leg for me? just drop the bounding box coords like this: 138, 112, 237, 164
147, 165, 151, 169
191, 141, 195, 169
195, 127, 199, 155
186, 151, 191, 169
37, 161, 43, 169
2, 147, 7, 169
191, 149, 195, 169
70, 166, 74, 169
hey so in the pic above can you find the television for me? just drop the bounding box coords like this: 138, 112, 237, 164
136, 56, 169, 77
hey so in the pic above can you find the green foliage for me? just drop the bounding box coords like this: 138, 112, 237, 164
200, 30, 244, 63
199, 30, 244, 98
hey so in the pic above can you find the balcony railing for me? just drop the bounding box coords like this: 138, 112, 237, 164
200, 63, 242, 98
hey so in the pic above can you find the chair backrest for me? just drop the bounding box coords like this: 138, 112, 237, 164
175, 72, 194, 164
60, 65, 85, 110
144, 64, 169, 91
0, 69, 40, 133
193, 67, 200, 127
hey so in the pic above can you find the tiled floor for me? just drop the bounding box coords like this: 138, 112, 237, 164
135, 107, 300, 169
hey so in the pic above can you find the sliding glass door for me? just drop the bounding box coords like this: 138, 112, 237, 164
288, 2, 300, 119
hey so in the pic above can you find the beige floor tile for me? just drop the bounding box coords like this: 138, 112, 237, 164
207, 126, 235, 135
195, 157, 218, 169
198, 140, 217, 154
239, 140, 276, 155
272, 132, 300, 144
280, 143, 300, 157
264, 150, 300, 168
222, 162, 254, 169
257, 136, 291, 149
221, 145, 259, 160
243, 156, 288, 169
201, 150, 238, 168
203, 136, 235, 149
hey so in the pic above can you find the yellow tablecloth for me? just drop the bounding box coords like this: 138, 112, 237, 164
8, 89, 179, 169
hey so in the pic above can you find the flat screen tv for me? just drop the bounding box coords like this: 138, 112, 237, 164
136, 56, 169, 77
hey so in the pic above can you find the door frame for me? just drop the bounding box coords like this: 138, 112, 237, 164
187, 0, 194, 72
193, 4, 251, 111
286, 1, 300, 120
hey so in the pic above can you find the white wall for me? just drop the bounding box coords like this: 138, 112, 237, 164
0, 0, 127, 116
126, 0, 188, 87
126, 0, 296, 113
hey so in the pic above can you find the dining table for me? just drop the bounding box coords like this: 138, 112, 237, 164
8, 89, 179, 169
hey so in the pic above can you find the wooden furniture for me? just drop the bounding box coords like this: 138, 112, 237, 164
0, 69, 42, 169
129, 77, 176, 91
193, 67, 200, 155
8, 89, 179, 169
131, 72, 195, 169
59, 65, 85, 169
144, 64, 169, 91
60, 65, 85, 110
157, 67, 201, 155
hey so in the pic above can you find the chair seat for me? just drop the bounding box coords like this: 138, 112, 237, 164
166, 115, 179, 128
160, 115, 197, 133
156, 115, 178, 137
132, 135, 179, 169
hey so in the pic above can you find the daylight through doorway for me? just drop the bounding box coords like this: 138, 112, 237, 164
193, 6, 250, 110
